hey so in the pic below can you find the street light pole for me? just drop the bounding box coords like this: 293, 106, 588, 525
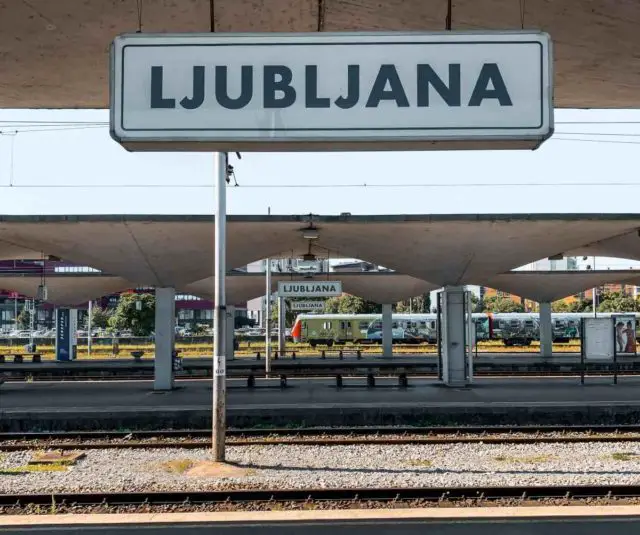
212, 152, 227, 461
592, 255, 597, 318
265, 207, 272, 375
88, 300, 93, 357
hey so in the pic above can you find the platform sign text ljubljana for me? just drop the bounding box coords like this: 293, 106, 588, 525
278, 281, 343, 298
110, 31, 553, 152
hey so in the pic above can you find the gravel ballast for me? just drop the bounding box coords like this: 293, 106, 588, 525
3, 442, 640, 494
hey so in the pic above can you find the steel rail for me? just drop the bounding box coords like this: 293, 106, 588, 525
4, 425, 640, 450
2, 484, 640, 508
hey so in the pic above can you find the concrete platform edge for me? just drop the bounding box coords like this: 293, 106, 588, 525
3, 505, 640, 526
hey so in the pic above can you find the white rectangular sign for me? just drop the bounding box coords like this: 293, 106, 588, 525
110, 31, 553, 152
278, 281, 342, 298
290, 301, 326, 311
584, 317, 614, 361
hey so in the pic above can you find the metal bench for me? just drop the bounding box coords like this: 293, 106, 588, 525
0, 353, 42, 364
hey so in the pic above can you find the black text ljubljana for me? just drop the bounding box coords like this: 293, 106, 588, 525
149, 64, 513, 110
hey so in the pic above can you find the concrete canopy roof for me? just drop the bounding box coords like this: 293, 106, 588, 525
0, 275, 134, 307
0, 0, 638, 109
0, 271, 435, 307
483, 270, 640, 304
1, 215, 640, 291
185, 272, 437, 305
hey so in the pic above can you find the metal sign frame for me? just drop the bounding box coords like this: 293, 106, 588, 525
110, 31, 554, 152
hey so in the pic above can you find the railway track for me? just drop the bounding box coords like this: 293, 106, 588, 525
4, 425, 640, 450
2, 484, 640, 510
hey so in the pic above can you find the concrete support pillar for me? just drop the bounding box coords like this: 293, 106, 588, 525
225, 305, 235, 361
154, 287, 175, 391
441, 286, 468, 387
278, 297, 286, 355
382, 303, 393, 358
539, 302, 553, 358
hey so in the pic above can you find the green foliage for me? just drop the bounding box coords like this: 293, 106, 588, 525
108, 293, 155, 336
324, 294, 381, 314
395, 293, 431, 313
469, 293, 482, 313
551, 300, 571, 312
482, 295, 525, 313
84, 306, 111, 330
597, 291, 637, 313
16, 308, 30, 330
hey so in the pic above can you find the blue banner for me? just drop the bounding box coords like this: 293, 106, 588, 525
56, 308, 71, 361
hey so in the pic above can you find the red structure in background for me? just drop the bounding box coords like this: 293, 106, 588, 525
0, 260, 234, 330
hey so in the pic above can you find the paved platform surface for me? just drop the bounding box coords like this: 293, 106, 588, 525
2, 376, 640, 430
1, 515, 640, 535
3, 376, 639, 410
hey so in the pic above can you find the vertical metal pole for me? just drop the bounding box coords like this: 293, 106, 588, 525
87, 300, 93, 357
592, 256, 597, 318
265, 207, 272, 373
278, 296, 285, 356
580, 318, 585, 385
212, 152, 227, 461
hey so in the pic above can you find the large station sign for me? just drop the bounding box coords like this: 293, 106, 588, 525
110, 31, 553, 152
277, 281, 342, 298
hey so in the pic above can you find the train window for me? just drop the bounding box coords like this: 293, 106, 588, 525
302, 322, 307, 329
323, 321, 332, 329
430, 321, 436, 329
392, 322, 398, 328
358, 321, 369, 330
420, 321, 426, 328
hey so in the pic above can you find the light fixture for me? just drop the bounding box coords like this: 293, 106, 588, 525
302, 228, 319, 240
302, 241, 316, 262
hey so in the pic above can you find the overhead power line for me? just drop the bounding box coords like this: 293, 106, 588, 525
3, 181, 640, 189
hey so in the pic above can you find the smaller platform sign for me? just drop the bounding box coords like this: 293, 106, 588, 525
290, 301, 326, 311
278, 281, 342, 298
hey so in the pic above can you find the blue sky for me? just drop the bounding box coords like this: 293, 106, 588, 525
1, 108, 640, 217
1, 107, 639, 270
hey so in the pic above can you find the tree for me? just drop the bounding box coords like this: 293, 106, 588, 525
551, 300, 571, 312
108, 292, 155, 336
83, 306, 111, 330
16, 308, 30, 330
396, 293, 432, 313
469, 293, 482, 312
597, 291, 637, 313
482, 295, 525, 313
324, 294, 381, 314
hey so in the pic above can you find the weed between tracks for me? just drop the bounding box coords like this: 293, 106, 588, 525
610, 452, 640, 461
159, 459, 196, 474
0, 463, 69, 475
493, 455, 555, 464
